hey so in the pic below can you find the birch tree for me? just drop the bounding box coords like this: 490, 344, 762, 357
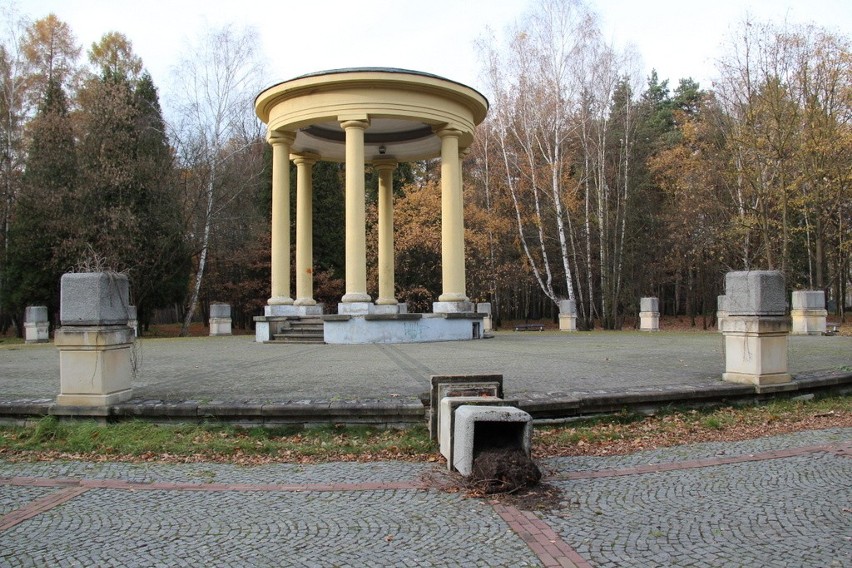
479, 0, 592, 313
171, 24, 264, 335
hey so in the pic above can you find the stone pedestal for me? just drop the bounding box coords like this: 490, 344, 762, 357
476, 302, 492, 332
56, 272, 134, 406
24, 305, 49, 343
790, 290, 827, 336
558, 299, 577, 331
639, 297, 659, 331
721, 271, 790, 387
209, 303, 232, 336
126, 305, 138, 337
55, 326, 134, 405
716, 295, 728, 332
721, 316, 791, 386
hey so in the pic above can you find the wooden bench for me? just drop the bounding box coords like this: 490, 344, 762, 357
514, 323, 545, 332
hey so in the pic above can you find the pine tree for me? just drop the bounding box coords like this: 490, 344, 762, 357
2, 78, 77, 327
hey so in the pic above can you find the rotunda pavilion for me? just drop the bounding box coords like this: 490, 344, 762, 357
254, 68, 489, 344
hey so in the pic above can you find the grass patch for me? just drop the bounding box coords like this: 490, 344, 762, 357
0, 395, 848, 463
0, 418, 435, 463
534, 394, 851, 456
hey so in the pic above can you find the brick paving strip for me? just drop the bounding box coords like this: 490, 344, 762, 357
0, 486, 89, 531
493, 504, 592, 568
1, 439, 849, 567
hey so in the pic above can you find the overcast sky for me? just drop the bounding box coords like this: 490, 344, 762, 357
16, 0, 852, 99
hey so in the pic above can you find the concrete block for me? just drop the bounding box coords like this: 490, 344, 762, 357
640, 297, 660, 330
452, 405, 533, 476
476, 302, 492, 315
438, 395, 504, 467
210, 303, 231, 318
60, 272, 131, 326
25, 305, 48, 323
724, 271, 786, 315
558, 299, 576, 315
791, 290, 825, 310
429, 374, 503, 440
640, 297, 659, 313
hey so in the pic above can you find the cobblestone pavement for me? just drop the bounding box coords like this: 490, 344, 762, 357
1, 428, 849, 567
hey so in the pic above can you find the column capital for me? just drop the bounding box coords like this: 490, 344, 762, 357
291, 152, 320, 166
372, 158, 397, 171
435, 126, 462, 140
267, 129, 296, 146
339, 118, 370, 130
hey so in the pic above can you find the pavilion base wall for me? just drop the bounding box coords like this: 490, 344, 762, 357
323, 313, 484, 344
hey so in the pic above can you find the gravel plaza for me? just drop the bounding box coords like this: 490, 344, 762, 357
1, 331, 850, 566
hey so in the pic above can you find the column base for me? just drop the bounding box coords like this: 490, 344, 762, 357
341, 292, 372, 303
372, 303, 401, 315
722, 372, 792, 387
438, 292, 469, 303
294, 298, 318, 306
433, 301, 474, 314
376, 297, 398, 306
265, 304, 324, 317
268, 296, 294, 306
338, 302, 374, 315
56, 389, 134, 407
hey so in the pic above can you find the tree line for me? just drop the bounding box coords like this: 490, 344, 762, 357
465, 0, 850, 328
0, 0, 849, 337
0, 9, 266, 335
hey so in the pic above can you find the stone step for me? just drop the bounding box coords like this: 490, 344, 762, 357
289, 323, 324, 331
268, 337, 325, 344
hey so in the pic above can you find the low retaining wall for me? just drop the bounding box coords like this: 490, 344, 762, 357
1, 370, 849, 427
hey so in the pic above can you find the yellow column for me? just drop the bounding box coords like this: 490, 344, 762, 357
341, 119, 371, 303
374, 160, 398, 305
267, 130, 296, 305
293, 153, 319, 306
437, 128, 468, 303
